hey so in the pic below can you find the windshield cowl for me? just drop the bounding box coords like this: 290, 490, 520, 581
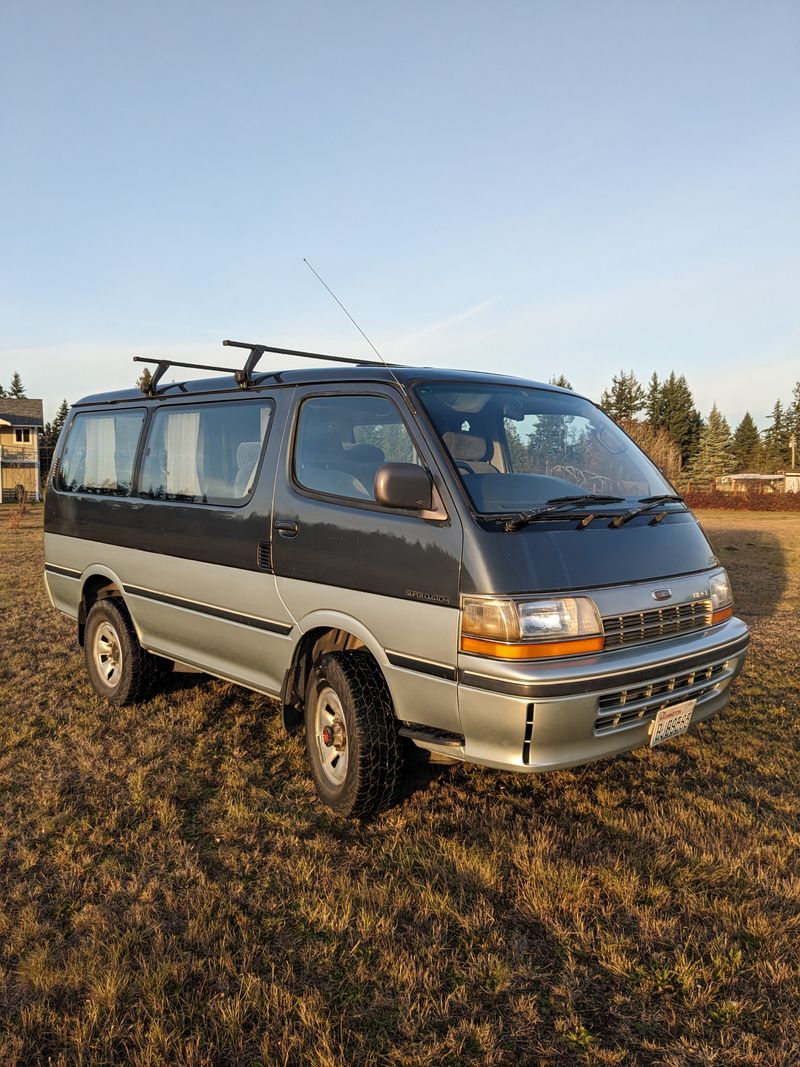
502, 494, 626, 530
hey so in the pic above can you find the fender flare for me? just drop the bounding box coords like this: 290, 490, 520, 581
280, 608, 393, 731
295, 609, 390, 667
77, 565, 144, 644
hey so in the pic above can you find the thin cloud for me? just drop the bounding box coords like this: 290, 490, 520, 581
398, 298, 501, 347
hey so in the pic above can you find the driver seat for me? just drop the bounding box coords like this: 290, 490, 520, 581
443, 431, 499, 474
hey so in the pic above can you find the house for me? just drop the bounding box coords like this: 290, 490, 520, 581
715, 472, 798, 494
0, 397, 44, 502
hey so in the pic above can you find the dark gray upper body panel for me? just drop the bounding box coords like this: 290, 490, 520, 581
271, 382, 463, 605
44, 390, 292, 572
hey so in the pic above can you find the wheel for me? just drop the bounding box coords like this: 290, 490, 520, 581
84, 598, 168, 706
305, 650, 405, 818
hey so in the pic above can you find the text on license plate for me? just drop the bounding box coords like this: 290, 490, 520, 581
649, 699, 697, 747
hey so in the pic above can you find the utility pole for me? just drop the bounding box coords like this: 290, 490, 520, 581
790, 433, 797, 469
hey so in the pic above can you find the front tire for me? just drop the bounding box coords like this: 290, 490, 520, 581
305, 650, 405, 818
84, 598, 168, 706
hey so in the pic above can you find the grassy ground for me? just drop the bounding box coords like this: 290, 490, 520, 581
1, 506, 798, 1065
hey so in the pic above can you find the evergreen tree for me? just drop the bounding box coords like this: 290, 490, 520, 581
732, 412, 760, 472
645, 372, 665, 427
761, 400, 790, 470
505, 420, 530, 471
787, 380, 800, 442
0, 383, 5, 397
51, 399, 69, 443
658, 372, 702, 464
8, 371, 26, 398
549, 374, 573, 390
137, 366, 153, 393
600, 370, 646, 422
685, 405, 734, 487
39, 400, 70, 478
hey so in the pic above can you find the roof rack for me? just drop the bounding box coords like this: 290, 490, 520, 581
133, 339, 404, 396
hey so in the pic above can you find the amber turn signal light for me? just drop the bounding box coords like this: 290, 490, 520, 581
459, 635, 604, 659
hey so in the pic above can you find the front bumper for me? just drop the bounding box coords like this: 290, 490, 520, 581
456, 616, 750, 772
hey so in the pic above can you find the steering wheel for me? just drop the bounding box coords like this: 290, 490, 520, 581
455, 461, 475, 475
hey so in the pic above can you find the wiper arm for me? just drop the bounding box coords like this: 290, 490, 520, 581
609, 494, 685, 528
504, 495, 626, 531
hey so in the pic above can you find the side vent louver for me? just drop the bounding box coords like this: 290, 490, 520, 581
257, 541, 272, 571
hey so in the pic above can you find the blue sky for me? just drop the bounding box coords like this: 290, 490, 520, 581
1, 0, 798, 428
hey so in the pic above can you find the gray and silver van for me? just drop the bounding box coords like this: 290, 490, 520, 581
43, 341, 750, 816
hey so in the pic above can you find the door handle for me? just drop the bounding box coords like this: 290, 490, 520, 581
274, 519, 299, 537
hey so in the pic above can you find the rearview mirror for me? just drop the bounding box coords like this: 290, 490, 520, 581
374, 462, 433, 511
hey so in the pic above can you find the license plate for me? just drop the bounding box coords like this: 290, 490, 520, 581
649, 699, 696, 747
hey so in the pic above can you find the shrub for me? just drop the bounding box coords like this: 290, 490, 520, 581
683, 490, 800, 511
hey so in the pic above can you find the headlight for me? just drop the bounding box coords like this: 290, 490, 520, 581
708, 570, 734, 625
461, 596, 604, 659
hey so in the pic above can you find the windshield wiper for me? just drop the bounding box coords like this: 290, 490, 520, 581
609, 494, 685, 528
504, 495, 626, 531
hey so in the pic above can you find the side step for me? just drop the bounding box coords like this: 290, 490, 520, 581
399, 723, 465, 748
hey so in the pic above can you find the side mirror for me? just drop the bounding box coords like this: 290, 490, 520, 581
374, 462, 433, 511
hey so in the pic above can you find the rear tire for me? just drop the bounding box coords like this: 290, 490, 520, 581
305, 650, 405, 818
84, 598, 168, 706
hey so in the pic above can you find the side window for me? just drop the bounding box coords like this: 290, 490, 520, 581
138, 399, 273, 505
294, 394, 420, 502
58, 410, 145, 496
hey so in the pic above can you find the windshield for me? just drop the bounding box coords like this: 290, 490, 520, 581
416, 383, 674, 514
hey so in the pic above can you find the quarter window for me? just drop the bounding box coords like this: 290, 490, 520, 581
138, 399, 273, 505
294, 394, 419, 502
58, 410, 145, 496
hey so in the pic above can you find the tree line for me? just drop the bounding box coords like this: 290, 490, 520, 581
597, 369, 800, 487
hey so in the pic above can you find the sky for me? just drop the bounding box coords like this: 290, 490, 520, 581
1, 0, 798, 428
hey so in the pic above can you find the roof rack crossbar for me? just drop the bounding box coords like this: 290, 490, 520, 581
223, 338, 405, 372
133, 355, 244, 396
222, 341, 268, 387
133, 340, 406, 397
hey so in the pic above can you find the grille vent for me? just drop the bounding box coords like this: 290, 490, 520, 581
257, 541, 272, 571
594, 658, 733, 735
602, 600, 712, 649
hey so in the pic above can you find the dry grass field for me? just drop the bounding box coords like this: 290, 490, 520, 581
1, 508, 798, 1065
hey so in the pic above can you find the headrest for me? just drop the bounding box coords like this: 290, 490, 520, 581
344, 443, 385, 463
300, 423, 344, 464
442, 431, 488, 462
236, 441, 261, 468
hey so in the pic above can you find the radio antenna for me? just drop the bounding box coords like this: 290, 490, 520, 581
302, 257, 413, 407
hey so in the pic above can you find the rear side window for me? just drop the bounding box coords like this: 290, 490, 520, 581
294, 394, 419, 501
58, 410, 145, 496
138, 399, 273, 505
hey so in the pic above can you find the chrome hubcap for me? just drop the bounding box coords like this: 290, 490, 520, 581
314, 686, 348, 786
93, 621, 122, 687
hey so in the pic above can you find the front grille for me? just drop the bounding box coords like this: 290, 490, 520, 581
594, 656, 734, 734
602, 600, 712, 649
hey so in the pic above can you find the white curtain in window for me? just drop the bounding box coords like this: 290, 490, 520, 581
84, 417, 117, 489
165, 412, 201, 496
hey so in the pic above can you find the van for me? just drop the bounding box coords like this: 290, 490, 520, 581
43, 341, 750, 817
